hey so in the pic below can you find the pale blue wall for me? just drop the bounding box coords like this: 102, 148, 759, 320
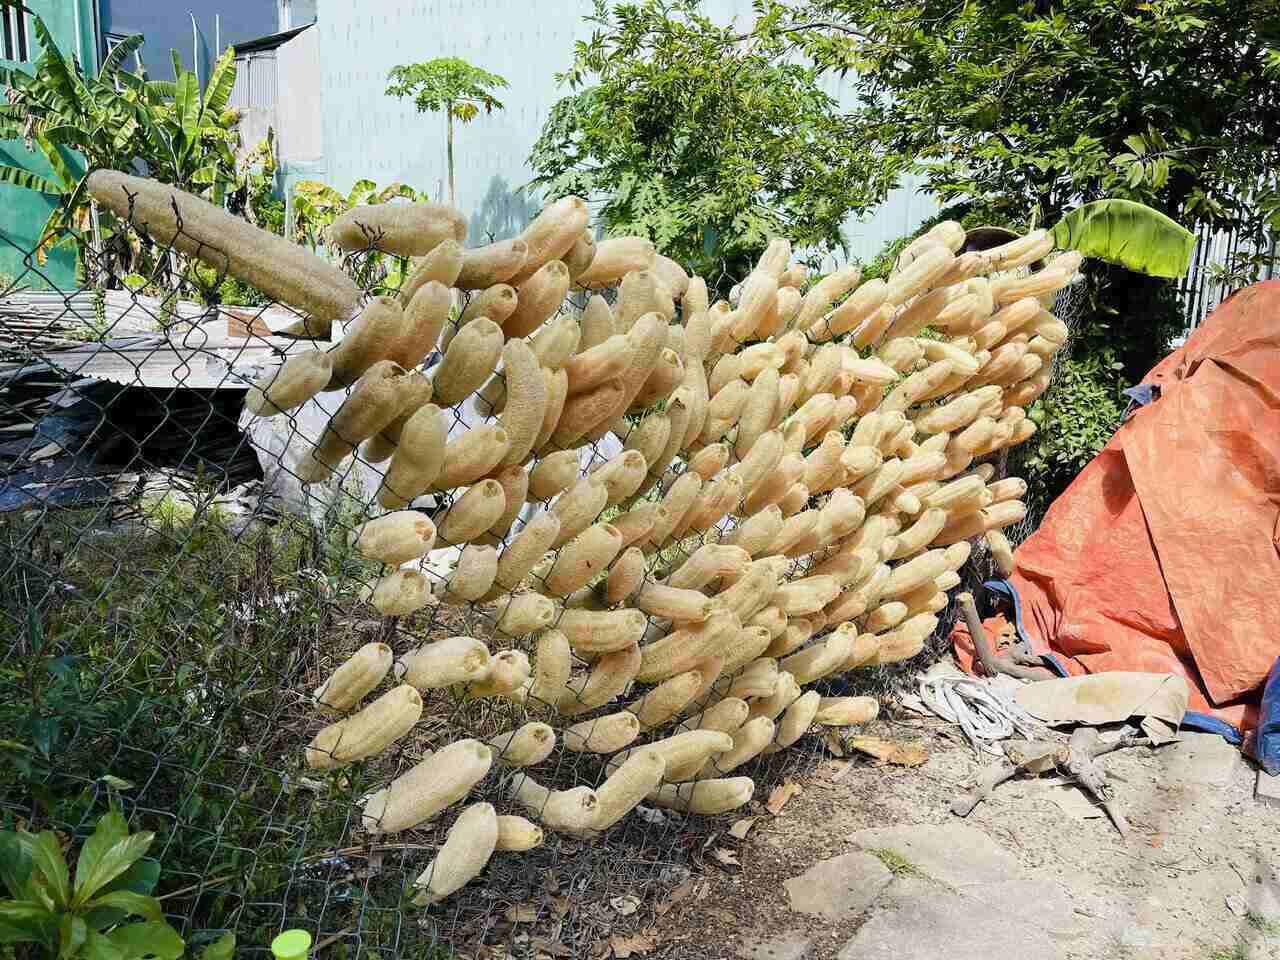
312, 0, 936, 262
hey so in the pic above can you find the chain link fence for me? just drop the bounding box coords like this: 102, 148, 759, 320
0, 210, 885, 958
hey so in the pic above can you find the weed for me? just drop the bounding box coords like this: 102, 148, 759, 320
866, 847, 929, 880
0, 503, 416, 951
1206, 944, 1248, 960
1246, 912, 1280, 937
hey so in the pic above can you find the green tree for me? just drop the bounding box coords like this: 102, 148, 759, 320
528, 0, 905, 282
764, 0, 1278, 370
778, 0, 1278, 233
754, 0, 1277, 503
385, 57, 508, 208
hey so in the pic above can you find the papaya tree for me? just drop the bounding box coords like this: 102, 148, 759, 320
385, 57, 508, 208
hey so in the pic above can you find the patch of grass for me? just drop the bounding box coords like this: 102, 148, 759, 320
1246, 912, 1280, 936
0, 501, 413, 950
866, 847, 929, 880
1206, 944, 1248, 960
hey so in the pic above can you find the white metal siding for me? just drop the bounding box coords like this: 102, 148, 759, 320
230, 52, 279, 155
309, 1, 935, 262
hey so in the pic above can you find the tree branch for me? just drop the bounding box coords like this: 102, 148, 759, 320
725, 20, 875, 44
958, 592, 1055, 682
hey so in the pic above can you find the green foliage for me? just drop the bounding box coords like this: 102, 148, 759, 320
865, 848, 930, 880
0, 6, 241, 266
0, 504, 385, 950
235, 133, 286, 237
385, 57, 508, 125
779, 0, 1280, 235
528, 0, 905, 281
1052, 200, 1196, 279
0, 810, 192, 959
1246, 913, 1280, 937
1021, 349, 1126, 509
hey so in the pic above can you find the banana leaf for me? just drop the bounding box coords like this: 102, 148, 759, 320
1051, 199, 1195, 279
0, 164, 60, 194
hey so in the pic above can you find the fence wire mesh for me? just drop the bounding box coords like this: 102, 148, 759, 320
1, 211, 860, 959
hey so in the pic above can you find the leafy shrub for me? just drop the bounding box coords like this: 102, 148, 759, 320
0, 809, 236, 959
1021, 349, 1126, 509
0, 508, 380, 947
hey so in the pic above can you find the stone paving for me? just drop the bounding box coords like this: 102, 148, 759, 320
740, 734, 1279, 960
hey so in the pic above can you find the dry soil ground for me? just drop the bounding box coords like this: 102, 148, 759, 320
649, 705, 1280, 960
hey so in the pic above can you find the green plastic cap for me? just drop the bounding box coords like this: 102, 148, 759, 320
271, 930, 312, 960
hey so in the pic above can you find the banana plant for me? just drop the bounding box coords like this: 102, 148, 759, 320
1051, 199, 1197, 279
132, 48, 241, 203
0, 4, 150, 261
0, 1, 240, 264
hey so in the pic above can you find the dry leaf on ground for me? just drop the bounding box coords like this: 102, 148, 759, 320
823, 730, 847, 756
766, 781, 803, 814
728, 817, 757, 839
504, 903, 538, 923
711, 847, 739, 867
610, 932, 657, 957
845, 736, 930, 766
655, 880, 695, 916
610, 895, 640, 917
529, 937, 573, 958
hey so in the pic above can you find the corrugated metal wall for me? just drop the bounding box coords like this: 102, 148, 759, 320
312, 0, 937, 262
229, 51, 279, 156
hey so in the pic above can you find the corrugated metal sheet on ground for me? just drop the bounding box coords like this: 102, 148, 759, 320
41, 328, 317, 389
1, 289, 308, 342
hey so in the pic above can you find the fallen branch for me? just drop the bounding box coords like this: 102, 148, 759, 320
950, 730, 1152, 835
1064, 727, 1131, 838
957, 592, 1054, 681
950, 760, 1018, 816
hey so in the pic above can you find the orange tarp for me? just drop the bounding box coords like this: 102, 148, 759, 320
963, 281, 1280, 729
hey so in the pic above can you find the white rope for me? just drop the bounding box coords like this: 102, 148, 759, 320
918, 675, 1045, 755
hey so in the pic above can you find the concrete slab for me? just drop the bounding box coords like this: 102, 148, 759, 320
847, 823, 1020, 890
784, 851, 893, 920
1160, 732, 1241, 788
977, 877, 1089, 942
836, 878, 1063, 960
1256, 769, 1280, 808
1246, 876, 1280, 922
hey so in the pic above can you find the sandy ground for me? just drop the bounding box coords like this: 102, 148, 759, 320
649, 705, 1280, 960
